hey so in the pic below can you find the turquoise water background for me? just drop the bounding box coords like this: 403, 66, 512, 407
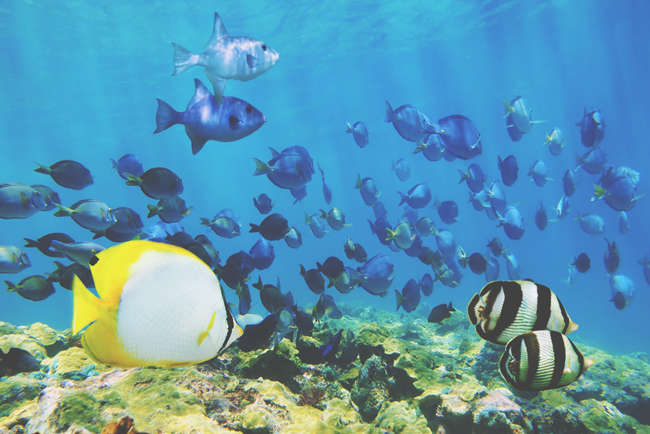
0, 0, 648, 356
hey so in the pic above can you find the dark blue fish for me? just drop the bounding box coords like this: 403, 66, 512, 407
433, 197, 458, 225
604, 238, 620, 274
300, 264, 324, 294
252, 276, 286, 314
284, 227, 302, 249
320, 208, 348, 231
24, 233, 75, 258
165, 231, 195, 247
147, 197, 192, 224
317, 163, 332, 205
372, 201, 388, 219
344, 239, 367, 263
368, 217, 392, 246
110, 154, 144, 180
317, 256, 346, 280
610, 275, 634, 310
357, 254, 395, 297
576, 108, 605, 148
485, 255, 500, 281
314, 294, 342, 320
330, 267, 360, 294
200, 208, 242, 239
34, 160, 93, 191
30, 185, 61, 212
498, 155, 519, 187
505, 252, 521, 280
305, 213, 327, 238
291, 305, 314, 336
236, 283, 252, 315
535, 201, 548, 231
572, 253, 591, 273
384, 101, 432, 143
610, 291, 629, 310
392, 159, 411, 181
418, 247, 435, 266
415, 134, 445, 161
419, 273, 434, 296
498, 206, 525, 240
346, 121, 369, 148
248, 238, 275, 270
395, 279, 421, 313
576, 147, 606, 175
528, 160, 549, 187
99, 207, 143, 240
487, 180, 507, 215
125, 167, 183, 199
214, 251, 254, 290
423, 115, 482, 160
320, 330, 343, 361
434, 228, 457, 257
398, 183, 431, 209
290, 185, 307, 204
637, 254, 650, 286
6, 275, 55, 301
469, 188, 490, 212
458, 164, 485, 193
0, 348, 40, 377
468, 252, 487, 275
544, 128, 565, 156
237, 314, 278, 352
47, 261, 94, 290
154, 79, 266, 155
402, 205, 419, 226
594, 173, 639, 212
333, 330, 358, 365
253, 193, 274, 214
249, 213, 290, 241
194, 234, 220, 267
487, 238, 505, 257
562, 169, 578, 197
253, 146, 315, 190
599, 165, 640, 189
356, 175, 381, 206
403, 235, 423, 258
443, 256, 463, 288
428, 302, 455, 324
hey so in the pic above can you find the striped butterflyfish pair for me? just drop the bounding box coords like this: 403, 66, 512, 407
467, 280, 578, 345
72, 240, 242, 368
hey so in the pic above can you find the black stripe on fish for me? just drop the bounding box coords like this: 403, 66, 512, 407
467, 293, 480, 325
550, 331, 566, 389
500, 334, 522, 386
533, 283, 552, 331
557, 296, 571, 334
522, 332, 541, 390
569, 338, 585, 378
218, 284, 235, 354
488, 281, 522, 343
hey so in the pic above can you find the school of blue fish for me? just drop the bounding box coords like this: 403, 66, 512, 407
1, 11, 647, 391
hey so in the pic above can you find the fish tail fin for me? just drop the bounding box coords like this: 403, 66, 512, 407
154, 98, 181, 134
633, 193, 645, 202
575, 107, 587, 126
5, 281, 16, 292
124, 173, 142, 187
573, 211, 582, 221
368, 220, 377, 235
355, 174, 362, 189
252, 158, 270, 176
146, 205, 159, 218
385, 228, 396, 242
384, 101, 396, 123
23, 238, 39, 248
304, 213, 311, 225
53, 203, 73, 217
593, 184, 606, 200
171, 42, 200, 76
33, 162, 51, 175
395, 290, 403, 311
319, 209, 328, 220
345, 122, 353, 133
72, 275, 101, 334
91, 230, 105, 240
502, 99, 514, 117
433, 196, 441, 209
397, 192, 407, 207
327, 277, 335, 288
543, 133, 552, 146
413, 141, 426, 154
109, 158, 119, 172
457, 169, 468, 184
249, 223, 261, 234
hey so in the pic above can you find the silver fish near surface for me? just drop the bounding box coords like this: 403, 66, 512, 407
172, 12, 279, 103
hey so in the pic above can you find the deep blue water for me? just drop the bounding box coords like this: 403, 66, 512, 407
1, 0, 648, 356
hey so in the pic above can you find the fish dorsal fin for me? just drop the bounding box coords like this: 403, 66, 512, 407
205, 12, 230, 49
189, 79, 212, 109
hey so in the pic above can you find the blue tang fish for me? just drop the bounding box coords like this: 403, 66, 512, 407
305, 213, 327, 239
356, 175, 381, 206
434, 228, 457, 258
594, 171, 640, 212
458, 163, 485, 193
395, 279, 420, 313
372, 201, 388, 219
357, 254, 395, 297
604, 238, 620, 274
575, 212, 605, 235
398, 183, 431, 209
487, 180, 507, 215
576, 147, 606, 175
498, 155, 519, 187
505, 252, 521, 280
543, 128, 565, 156
498, 206, 525, 240
503, 96, 540, 138
110, 154, 144, 180
200, 208, 242, 239
368, 217, 392, 246
172, 12, 279, 103
248, 238, 275, 270
576, 108, 605, 148
415, 134, 446, 161
528, 160, 550, 187
485, 255, 500, 282
535, 201, 547, 231
423, 115, 482, 160
253, 146, 315, 190
346, 121, 369, 148
253, 193, 274, 214
433, 197, 458, 225
563, 169, 578, 197
290, 185, 307, 204
384, 101, 432, 143
392, 159, 411, 182
155, 79, 266, 155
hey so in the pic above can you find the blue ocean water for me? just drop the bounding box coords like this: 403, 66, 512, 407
0, 0, 648, 357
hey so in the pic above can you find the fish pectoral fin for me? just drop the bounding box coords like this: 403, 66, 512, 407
229, 116, 243, 130
19, 193, 30, 210
198, 311, 217, 346
246, 54, 259, 68
72, 275, 101, 334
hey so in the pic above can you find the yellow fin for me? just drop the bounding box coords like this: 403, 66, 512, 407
197, 311, 217, 346
72, 275, 101, 334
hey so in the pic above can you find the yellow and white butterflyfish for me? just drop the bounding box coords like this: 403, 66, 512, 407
72, 240, 242, 368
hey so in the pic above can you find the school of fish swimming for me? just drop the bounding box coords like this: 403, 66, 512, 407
0, 11, 646, 391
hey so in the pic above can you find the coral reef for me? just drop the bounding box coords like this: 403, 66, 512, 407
0, 306, 649, 434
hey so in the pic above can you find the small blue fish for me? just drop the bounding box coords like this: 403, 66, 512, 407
528, 160, 550, 187
320, 208, 348, 231
604, 238, 620, 274
384, 102, 432, 143
487, 181, 507, 215
423, 115, 482, 160
503, 96, 538, 137
215, 251, 254, 290
34, 160, 93, 191
253, 147, 315, 190
372, 201, 388, 219
50, 241, 106, 268
505, 252, 521, 280
0, 246, 31, 274
24, 233, 74, 258
428, 302, 455, 324
317, 164, 332, 205
0, 183, 47, 219
487, 238, 506, 257
236, 284, 252, 316
434, 228, 457, 258
300, 264, 324, 295
575, 212, 605, 235
155, 79, 266, 155
433, 197, 458, 225
147, 197, 192, 224
572, 253, 591, 273
395, 279, 421, 313
419, 273, 434, 296
171, 12, 280, 103
609, 274, 633, 310
200, 208, 242, 238
404, 236, 423, 257
54, 199, 117, 232
356, 175, 381, 206
391, 159, 411, 182
385, 221, 416, 250
250, 213, 290, 241
594, 173, 640, 212
576, 147, 606, 175
110, 154, 144, 180
535, 201, 548, 231
6, 275, 54, 301
30, 185, 61, 212
485, 255, 500, 281
248, 238, 275, 270
253, 194, 274, 214
543, 128, 565, 156
346, 121, 369, 148
316, 256, 345, 280
637, 254, 650, 286
305, 213, 327, 238
498, 206, 525, 240
398, 183, 431, 209
344, 238, 367, 263
469, 188, 491, 212
356, 254, 395, 297
498, 155, 519, 187
125, 167, 184, 199
368, 217, 392, 246
290, 185, 307, 204
415, 134, 446, 161
93, 207, 143, 242
576, 108, 605, 148
618, 212, 630, 235
458, 163, 485, 193
563, 169, 578, 197
284, 227, 302, 249
468, 253, 487, 275
142, 221, 184, 241
556, 195, 571, 220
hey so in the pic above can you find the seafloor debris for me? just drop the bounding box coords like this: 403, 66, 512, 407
0, 305, 649, 434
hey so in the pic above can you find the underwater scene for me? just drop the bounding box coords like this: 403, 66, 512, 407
1, 0, 650, 432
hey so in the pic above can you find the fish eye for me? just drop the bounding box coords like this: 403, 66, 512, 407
246, 106, 253, 114
262, 45, 267, 51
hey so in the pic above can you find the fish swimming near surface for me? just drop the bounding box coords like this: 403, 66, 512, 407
125, 167, 184, 200
110, 154, 144, 180
253, 147, 315, 191
320, 208, 349, 231
499, 330, 593, 391
305, 213, 327, 238
576, 108, 605, 148
284, 227, 302, 249
498, 206, 525, 241
575, 212, 605, 235
528, 160, 550, 187
458, 163, 485, 193
503, 96, 538, 138
356, 175, 381, 206
346, 121, 369, 148
0, 183, 47, 219
433, 197, 459, 225
171, 12, 279, 103
6, 275, 55, 301
155, 79, 266, 155
576, 147, 606, 175
562, 169, 577, 197
72, 240, 242, 367
467, 280, 578, 345
34, 160, 93, 190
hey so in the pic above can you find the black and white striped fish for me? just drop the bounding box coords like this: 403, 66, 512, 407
499, 330, 593, 391
467, 280, 578, 345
